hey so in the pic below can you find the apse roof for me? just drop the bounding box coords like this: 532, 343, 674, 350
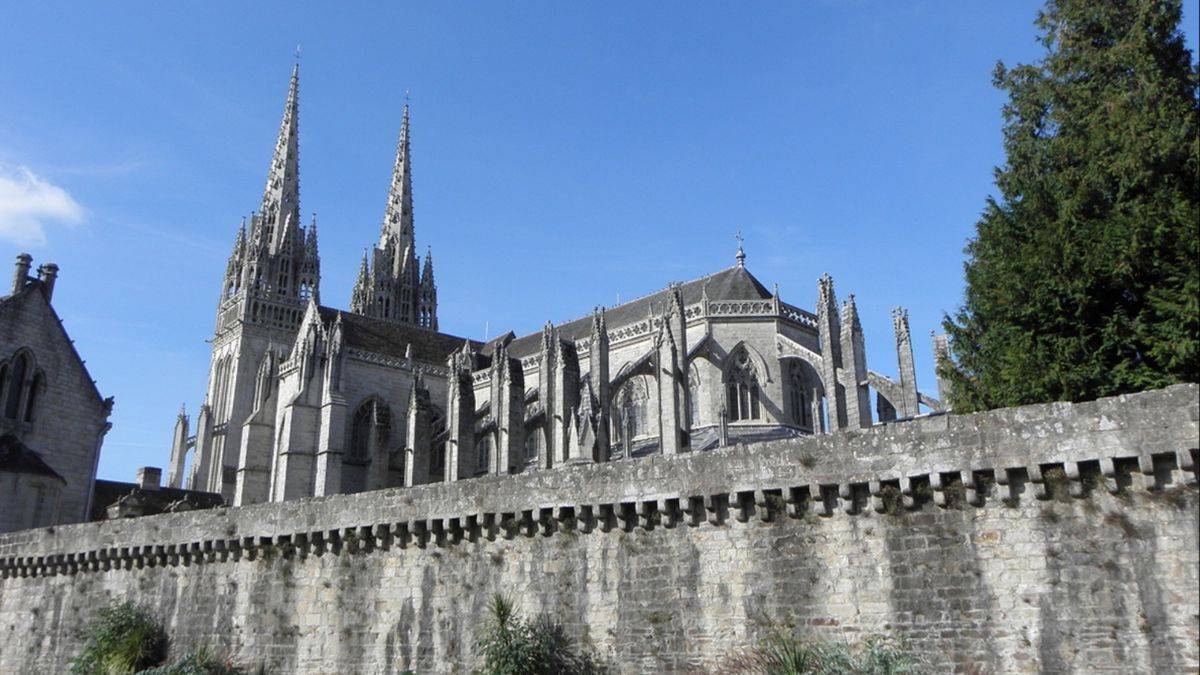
500, 264, 775, 359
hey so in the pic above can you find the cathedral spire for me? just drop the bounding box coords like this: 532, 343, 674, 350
259, 63, 301, 252
380, 102, 413, 249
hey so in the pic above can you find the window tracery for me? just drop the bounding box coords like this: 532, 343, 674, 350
724, 346, 761, 422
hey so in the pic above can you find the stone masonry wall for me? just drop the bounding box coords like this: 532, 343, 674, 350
0, 385, 1197, 673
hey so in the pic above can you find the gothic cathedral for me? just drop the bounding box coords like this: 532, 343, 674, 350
168, 66, 949, 506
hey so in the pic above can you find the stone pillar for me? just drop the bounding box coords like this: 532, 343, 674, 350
187, 404, 214, 491
550, 334, 579, 467
235, 350, 279, 506
932, 332, 952, 411
166, 406, 189, 488
839, 295, 872, 429
272, 403, 319, 501
588, 308, 611, 462
656, 316, 684, 455
404, 374, 433, 487
445, 343, 477, 482
892, 308, 920, 418
817, 274, 847, 431
668, 286, 691, 446
490, 343, 525, 474
311, 396, 345, 496
314, 319, 346, 497
537, 323, 556, 470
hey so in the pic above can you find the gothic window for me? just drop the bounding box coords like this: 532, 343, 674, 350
611, 376, 649, 444
3, 353, 29, 420
788, 362, 813, 429
299, 282, 312, 301
724, 346, 761, 422
348, 399, 391, 464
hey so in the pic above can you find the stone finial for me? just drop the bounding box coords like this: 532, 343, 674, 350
734, 231, 746, 267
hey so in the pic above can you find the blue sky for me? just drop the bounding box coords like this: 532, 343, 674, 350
2, 2, 1197, 482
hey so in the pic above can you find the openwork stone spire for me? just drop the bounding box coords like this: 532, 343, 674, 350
380, 103, 414, 249
259, 63, 301, 253
349, 101, 436, 329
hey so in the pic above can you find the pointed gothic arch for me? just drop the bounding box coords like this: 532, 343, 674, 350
0, 349, 43, 423
347, 397, 392, 463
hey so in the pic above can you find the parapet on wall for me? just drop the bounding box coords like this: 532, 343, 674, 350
1, 384, 1197, 673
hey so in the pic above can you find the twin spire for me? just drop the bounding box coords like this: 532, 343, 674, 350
349, 98, 438, 328
221, 64, 436, 331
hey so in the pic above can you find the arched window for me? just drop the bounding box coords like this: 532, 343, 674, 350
788, 362, 813, 429
348, 399, 391, 464
724, 347, 761, 422
612, 377, 649, 444
4, 354, 28, 420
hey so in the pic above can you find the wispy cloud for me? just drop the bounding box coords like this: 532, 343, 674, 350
0, 166, 84, 246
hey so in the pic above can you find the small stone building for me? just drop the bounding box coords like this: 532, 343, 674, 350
0, 254, 113, 533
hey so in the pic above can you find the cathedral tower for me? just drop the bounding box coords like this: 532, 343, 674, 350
350, 103, 438, 328
188, 63, 320, 501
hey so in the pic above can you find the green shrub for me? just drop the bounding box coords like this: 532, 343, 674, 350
724, 632, 926, 674
475, 594, 604, 675
70, 601, 167, 675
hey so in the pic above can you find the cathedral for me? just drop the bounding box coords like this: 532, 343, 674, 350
167, 65, 948, 506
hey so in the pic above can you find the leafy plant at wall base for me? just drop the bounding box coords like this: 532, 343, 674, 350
475, 593, 605, 675
70, 601, 167, 675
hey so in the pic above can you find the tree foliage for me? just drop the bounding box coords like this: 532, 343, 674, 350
944, 0, 1199, 411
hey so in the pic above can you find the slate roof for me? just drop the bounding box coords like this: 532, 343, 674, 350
88, 479, 225, 522
316, 306, 483, 365
500, 265, 775, 359
0, 434, 65, 482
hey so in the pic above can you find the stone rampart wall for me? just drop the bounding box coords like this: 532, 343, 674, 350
0, 385, 1196, 673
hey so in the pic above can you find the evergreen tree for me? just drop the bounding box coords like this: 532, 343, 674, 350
944, 0, 1199, 411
